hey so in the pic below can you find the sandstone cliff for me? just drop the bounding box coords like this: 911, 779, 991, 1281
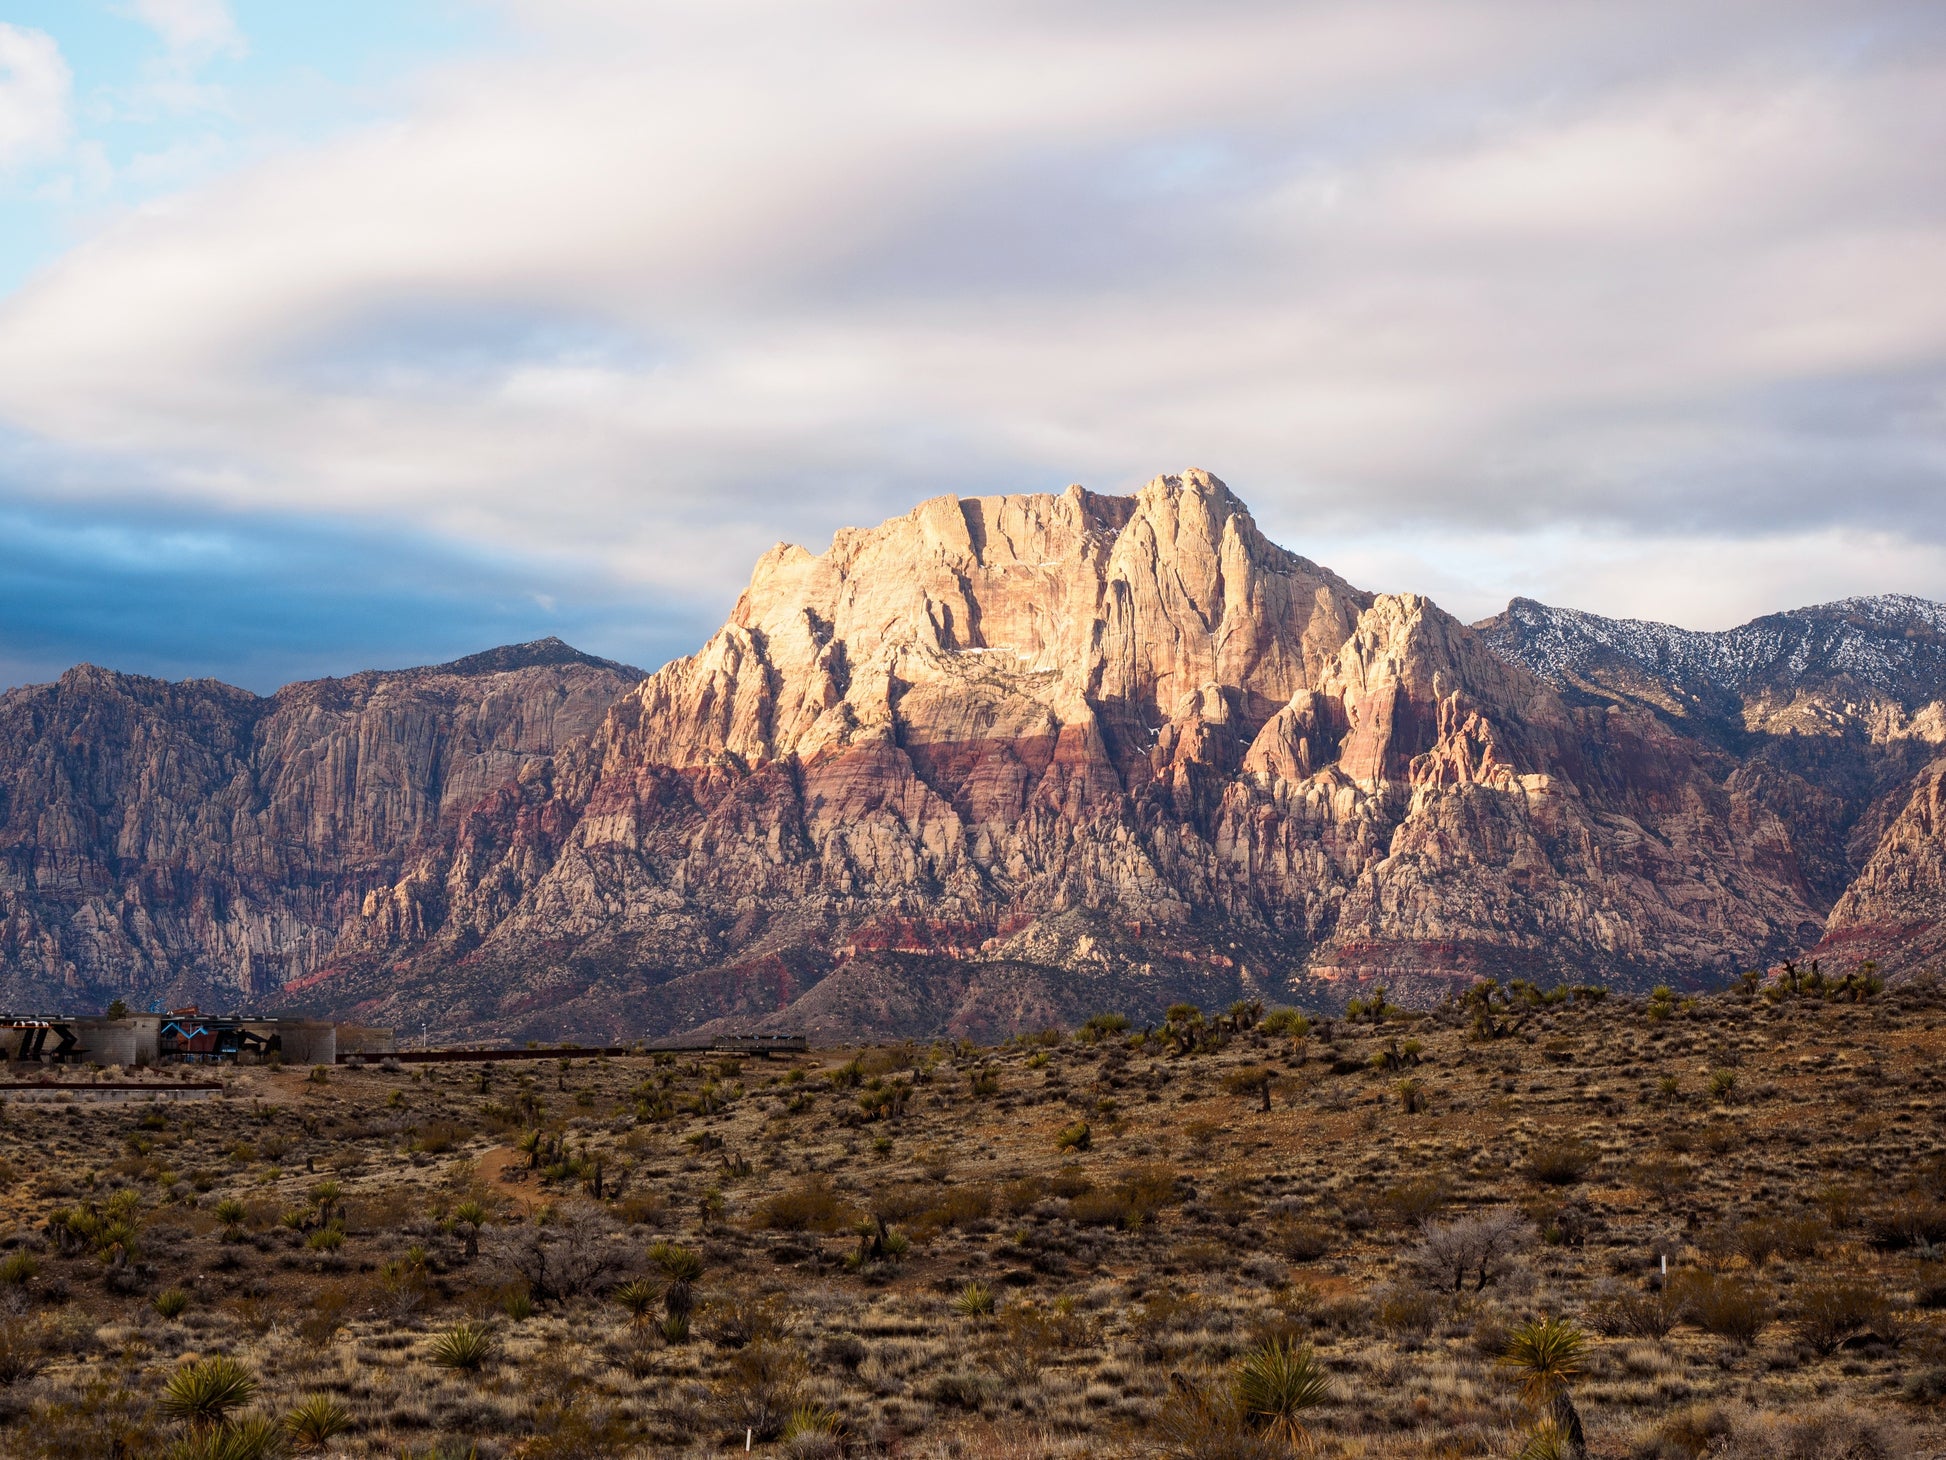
6, 474, 1941, 1041
301, 473, 1838, 1039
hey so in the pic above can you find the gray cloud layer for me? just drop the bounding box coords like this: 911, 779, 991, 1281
0, 0, 1942, 673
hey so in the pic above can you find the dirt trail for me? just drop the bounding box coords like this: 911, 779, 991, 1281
477, 1145, 545, 1211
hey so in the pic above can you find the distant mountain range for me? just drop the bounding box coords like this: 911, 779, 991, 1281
3, 471, 1942, 1041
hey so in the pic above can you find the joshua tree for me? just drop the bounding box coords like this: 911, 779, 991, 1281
452, 1200, 487, 1261
1223, 1065, 1277, 1112
649, 1241, 705, 1331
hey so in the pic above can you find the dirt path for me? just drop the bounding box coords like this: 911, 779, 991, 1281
477, 1145, 545, 1211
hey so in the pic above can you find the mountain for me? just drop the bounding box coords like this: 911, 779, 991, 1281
0, 639, 642, 1013
256, 472, 1837, 1038
1480, 594, 1946, 980
1476, 594, 1946, 738
4, 475, 1942, 1041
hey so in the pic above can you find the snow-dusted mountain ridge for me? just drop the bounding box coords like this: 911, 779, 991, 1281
1478, 593, 1946, 706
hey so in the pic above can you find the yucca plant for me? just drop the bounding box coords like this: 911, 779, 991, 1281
950, 1280, 995, 1317
160, 1356, 259, 1430
164, 1412, 282, 1460
781, 1404, 840, 1440
283, 1393, 350, 1451
614, 1277, 660, 1327
307, 1180, 342, 1224
426, 1320, 499, 1372
1516, 1418, 1578, 1460
1234, 1338, 1331, 1448
214, 1198, 248, 1242
154, 1287, 191, 1320
1500, 1318, 1588, 1459
649, 1241, 704, 1322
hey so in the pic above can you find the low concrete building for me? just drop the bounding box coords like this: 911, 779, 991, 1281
2, 1010, 347, 1067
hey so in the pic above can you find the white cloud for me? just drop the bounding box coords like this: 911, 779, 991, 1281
0, 0, 1941, 628
128, 0, 245, 61
0, 23, 71, 172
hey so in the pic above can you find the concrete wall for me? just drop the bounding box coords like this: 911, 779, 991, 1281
270, 1024, 336, 1065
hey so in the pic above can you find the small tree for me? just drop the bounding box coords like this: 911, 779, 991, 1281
1223, 1066, 1277, 1112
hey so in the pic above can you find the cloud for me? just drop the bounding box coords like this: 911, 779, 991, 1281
0, 0, 1941, 639
127, 0, 245, 61
0, 24, 71, 172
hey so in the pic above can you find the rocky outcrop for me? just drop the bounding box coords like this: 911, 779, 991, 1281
1817, 759, 1946, 977
6, 473, 1943, 1040
0, 641, 641, 1011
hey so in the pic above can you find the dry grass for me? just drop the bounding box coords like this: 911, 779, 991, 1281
0, 976, 1942, 1456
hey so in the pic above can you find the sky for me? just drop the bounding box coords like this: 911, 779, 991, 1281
0, 0, 1943, 691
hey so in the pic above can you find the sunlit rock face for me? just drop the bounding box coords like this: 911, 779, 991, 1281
6, 472, 1943, 1042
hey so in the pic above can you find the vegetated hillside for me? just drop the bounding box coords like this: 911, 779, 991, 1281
0, 974, 1942, 1457
7, 472, 1946, 1044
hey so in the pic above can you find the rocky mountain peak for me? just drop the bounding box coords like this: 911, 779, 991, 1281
428, 637, 647, 681
7, 472, 1946, 1040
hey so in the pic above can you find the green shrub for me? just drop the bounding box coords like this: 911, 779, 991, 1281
1056, 1121, 1092, 1151
154, 1287, 190, 1320
0, 1251, 38, 1286
165, 1412, 282, 1460
1261, 1009, 1310, 1038
613, 1278, 659, 1326
1078, 1013, 1130, 1045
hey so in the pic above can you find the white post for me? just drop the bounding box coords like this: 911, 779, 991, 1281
1660, 1253, 1667, 1277
745, 1428, 753, 1452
